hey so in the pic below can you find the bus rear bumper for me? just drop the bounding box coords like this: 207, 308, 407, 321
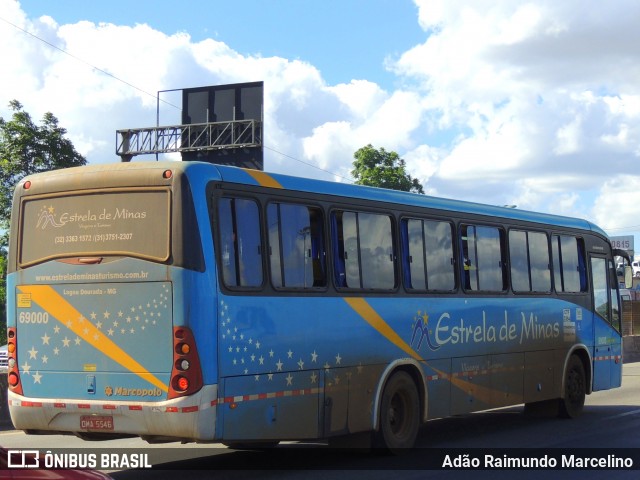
8, 384, 219, 443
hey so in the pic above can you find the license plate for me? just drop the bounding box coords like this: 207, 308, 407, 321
80, 415, 114, 431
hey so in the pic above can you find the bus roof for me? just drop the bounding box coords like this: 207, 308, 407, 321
17, 160, 608, 239
209, 163, 607, 238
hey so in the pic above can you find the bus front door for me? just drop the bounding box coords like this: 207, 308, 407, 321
591, 257, 623, 391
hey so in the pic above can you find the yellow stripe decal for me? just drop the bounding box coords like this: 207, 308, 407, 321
18, 285, 168, 392
344, 297, 496, 405
243, 169, 283, 189
344, 297, 422, 362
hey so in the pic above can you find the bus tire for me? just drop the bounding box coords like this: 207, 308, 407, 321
374, 371, 420, 452
559, 355, 586, 419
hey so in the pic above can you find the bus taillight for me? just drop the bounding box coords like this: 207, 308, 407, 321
7, 327, 23, 395
168, 327, 203, 400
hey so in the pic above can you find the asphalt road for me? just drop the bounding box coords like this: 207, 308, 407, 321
2, 362, 640, 479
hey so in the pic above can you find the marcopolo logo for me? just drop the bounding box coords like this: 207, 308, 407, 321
105, 385, 163, 397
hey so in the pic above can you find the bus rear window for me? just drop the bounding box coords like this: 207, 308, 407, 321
19, 189, 171, 266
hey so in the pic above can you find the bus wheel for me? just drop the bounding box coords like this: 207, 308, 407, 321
374, 371, 420, 452
559, 355, 586, 419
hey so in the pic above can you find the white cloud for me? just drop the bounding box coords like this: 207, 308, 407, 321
392, 0, 640, 235
327, 80, 387, 119
3, 0, 640, 238
593, 176, 640, 234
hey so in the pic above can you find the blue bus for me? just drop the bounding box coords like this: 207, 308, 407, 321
5, 161, 629, 450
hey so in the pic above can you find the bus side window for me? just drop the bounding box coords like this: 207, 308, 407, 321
461, 225, 507, 292
218, 197, 263, 288
343, 211, 361, 288
331, 212, 347, 287
402, 218, 455, 291
591, 257, 609, 320
332, 210, 396, 290
509, 230, 551, 293
609, 260, 621, 331
552, 235, 587, 293
267, 202, 326, 289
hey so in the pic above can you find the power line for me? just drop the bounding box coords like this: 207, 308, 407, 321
2, 14, 353, 180
0, 15, 180, 110
264, 146, 353, 183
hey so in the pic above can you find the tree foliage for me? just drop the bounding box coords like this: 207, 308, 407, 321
351, 144, 424, 194
0, 252, 6, 345
0, 100, 86, 344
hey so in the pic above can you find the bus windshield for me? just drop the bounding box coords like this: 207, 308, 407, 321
19, 189, 171, 266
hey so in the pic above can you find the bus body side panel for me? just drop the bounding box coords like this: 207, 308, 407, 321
216, 293, 591, 441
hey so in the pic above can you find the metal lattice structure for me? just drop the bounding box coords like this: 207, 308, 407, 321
116, 119, 262, 162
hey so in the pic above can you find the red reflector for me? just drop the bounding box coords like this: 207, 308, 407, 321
103, 405, 117, 410
78, 404, 91, 409
128, 405, 143, 411
163, 170, 173, 179
166, 407, 178, 413
24, 180, 31, 189
182, 406, 199, 413
54, 403, 66, 409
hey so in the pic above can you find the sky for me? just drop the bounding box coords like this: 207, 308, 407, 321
2, 0, 640, 248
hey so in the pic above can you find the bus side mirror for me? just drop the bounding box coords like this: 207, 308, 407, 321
625, 265, 633, 289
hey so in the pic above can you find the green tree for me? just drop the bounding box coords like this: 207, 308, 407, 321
351, 144, 424, 194
0, 100, 86, 344
0, 252, 6, 345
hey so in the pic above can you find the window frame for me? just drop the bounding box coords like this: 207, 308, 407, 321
459, 223, 508, 293
215, 195, 266, 291
551, 234, 588, 294
508, 228, 552, 294
331, 208, 398, 291
266, 200, 328, 291
400, 216, 457, 293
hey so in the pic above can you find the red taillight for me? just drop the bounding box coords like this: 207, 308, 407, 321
163, 170, 173, 179
7, 327, 23, 395
8, 372, 19, 387
23, 180, 31, 189
168, 326, 202, 400
176, 376, 189, 391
